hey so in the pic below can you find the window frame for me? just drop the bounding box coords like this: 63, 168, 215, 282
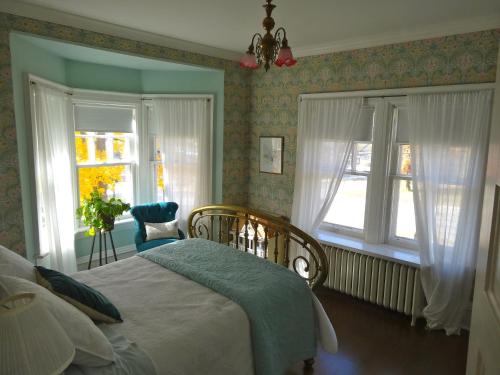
384, 99, 418, 249
386, 175, 418, 249
26, 75, 217, 241
322, 148, 371, 239
321, 96, 418, 250
386, 140, 418, 249
70, 95, 141, 228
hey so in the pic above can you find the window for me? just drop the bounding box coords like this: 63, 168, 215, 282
73, 102, 137, 210
324, 142, 372, 232
151, 135, 166, 202
149, 133, 204, 203
145, 105, 167, 202
29, 77, 215, 236
389, 144, 416, 241
146, 104, 209, 204
388, 105, 416, 244
323, 97, 418, 248
324, 104, 374, 236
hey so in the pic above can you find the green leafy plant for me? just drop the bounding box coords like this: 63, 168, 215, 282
76, 189, 131, 236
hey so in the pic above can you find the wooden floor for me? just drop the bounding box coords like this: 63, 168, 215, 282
286, 287, 468, 375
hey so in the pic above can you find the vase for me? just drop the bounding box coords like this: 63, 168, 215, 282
101, 215, 115, 232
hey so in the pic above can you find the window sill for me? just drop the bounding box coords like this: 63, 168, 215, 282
74, 217, 135, 239
316, 229, 420, 267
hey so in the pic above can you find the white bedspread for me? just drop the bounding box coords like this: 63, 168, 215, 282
73, 255, 337, 374
73, 256, 254, 375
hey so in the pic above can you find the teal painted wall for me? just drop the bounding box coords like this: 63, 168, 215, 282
66, 60, 142, 93
67, 67, 224, 259
67, 60, 143, 259
10, 33, 225, 263
9, 33, 67, 263
74, 222, 136, 259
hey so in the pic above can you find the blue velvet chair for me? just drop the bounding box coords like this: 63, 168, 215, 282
130, 202, 185, 252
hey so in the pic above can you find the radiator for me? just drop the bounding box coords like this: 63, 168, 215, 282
322, 245, 425, 326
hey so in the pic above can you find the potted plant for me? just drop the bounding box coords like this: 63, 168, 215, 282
76, 188, 131, 236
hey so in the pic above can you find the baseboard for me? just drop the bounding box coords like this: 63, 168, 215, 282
76, 244, 136, 265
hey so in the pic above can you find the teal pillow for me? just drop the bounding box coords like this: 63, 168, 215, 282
35, 266, 122, 323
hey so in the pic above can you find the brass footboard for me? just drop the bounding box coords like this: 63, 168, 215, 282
188, 205, 328, 289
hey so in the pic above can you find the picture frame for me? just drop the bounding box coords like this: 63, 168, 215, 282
259, 136, 284, 174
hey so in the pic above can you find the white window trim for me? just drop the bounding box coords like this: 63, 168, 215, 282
363, 97, 392, 243
322, 97, 393, 242
323, 96, 417, 248
305, 82, 495, 254
316, 228, 421, 267
323, 104, 375, 237
27, 75, 215, 235
70, 94, 141, 228
383, 97, 419, 249
26, 76, 144, 228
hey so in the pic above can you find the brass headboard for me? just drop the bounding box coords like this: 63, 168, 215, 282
188, 205, 328, 289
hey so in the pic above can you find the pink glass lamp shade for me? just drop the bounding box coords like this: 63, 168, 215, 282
239, 52, 259, 69
241, 1, 296, 71
275, 46, 297, 67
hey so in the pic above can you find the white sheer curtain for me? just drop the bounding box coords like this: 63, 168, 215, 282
408, 90, 493, 334
291, 97, 362, 233
32, 84, 77, 273
152, 98, 211, 229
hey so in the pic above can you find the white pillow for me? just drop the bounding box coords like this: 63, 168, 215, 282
0, 275, 114, 367
0, 245, 36, 282
145, 219, 180, 241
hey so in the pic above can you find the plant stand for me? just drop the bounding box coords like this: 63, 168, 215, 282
87, 229, 118, 270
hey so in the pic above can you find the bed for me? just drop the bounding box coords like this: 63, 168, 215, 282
65, 205, 337, 374
187, 205, 329, 289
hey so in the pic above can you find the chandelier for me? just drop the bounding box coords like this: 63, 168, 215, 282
239, 0, 297, 71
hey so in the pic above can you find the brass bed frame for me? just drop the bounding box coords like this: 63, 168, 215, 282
188, 205, 328, 290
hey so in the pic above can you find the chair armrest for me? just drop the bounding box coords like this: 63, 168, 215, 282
134, 220, 145, 246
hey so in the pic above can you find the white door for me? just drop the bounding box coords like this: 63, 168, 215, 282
466, 45, 500, 375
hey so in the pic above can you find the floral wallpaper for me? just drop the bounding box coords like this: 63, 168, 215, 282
0, 12, 251, 255
248, 29, 500, 217
0, 10, 499, 256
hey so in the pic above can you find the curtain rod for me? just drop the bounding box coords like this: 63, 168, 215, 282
30, 80, 73, 96
299, 94, 406, 102
363, 94, 405, 99
141, 97, 211, 101
299, 82, 495, 101
29, 77, 211, 101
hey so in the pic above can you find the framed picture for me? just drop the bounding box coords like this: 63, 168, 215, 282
259, 136, 284, 174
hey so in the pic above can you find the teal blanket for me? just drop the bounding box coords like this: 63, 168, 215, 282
138, 238, 316, 375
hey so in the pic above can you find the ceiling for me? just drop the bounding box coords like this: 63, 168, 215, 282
7, 0, 500, 58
